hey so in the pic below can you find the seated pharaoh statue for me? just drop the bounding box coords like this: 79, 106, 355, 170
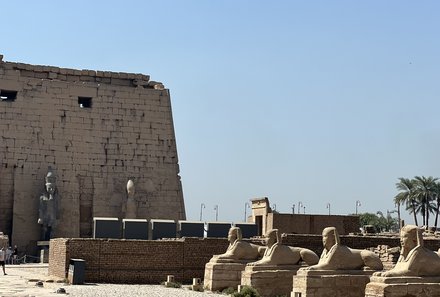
247, 229, 319, 267
374, 225, 440, 277
210, 227, 265, 263
306, 226, 383, 271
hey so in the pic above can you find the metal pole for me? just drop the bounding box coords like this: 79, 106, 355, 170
292, 204, 295, 214
214, 205, 218, 221
298, 201, 303, 213
199, 203, 205, 221
244, 202, 250, 222
326, 203, 330, 215
356, 200, 361, 215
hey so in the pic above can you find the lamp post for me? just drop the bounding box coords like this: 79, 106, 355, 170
356, 200, 361, 215
395, 202, 401, 230
292, 204, 295, 214
214, 205, 218, 221
199, 203, 205, 221
387, 209, 398, 232
244, 202, 250, 222
326, 203, 331, 215
303, 206, 306, 214
298, 201, 303, 214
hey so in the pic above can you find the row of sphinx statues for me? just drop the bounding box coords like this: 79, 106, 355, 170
208, 224, 440, 279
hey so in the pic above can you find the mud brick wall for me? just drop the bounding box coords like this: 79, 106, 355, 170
0, 55, 185, 254
49, 237, 229, 284
182, 237, 229, 280
269, 213, 360, 235
48, 238, 69, 278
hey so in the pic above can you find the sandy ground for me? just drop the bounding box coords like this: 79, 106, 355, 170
0, 264, 226, 297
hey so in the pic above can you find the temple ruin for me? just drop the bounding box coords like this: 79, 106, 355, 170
0, 55, 186, 253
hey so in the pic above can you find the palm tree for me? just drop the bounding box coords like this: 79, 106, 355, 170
394, 177, 418, 226
413, 176, 438, 228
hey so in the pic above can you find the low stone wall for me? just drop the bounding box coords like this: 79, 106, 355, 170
48, 237, 229, 284
49, 234, 440, 284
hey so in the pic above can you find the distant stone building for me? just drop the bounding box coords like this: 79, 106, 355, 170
250, 197, 360, 236
0, 55, 185, 253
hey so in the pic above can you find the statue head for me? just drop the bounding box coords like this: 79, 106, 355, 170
322, 227, 340, 251
127, 179, 135, 197
228, 227, 242, 244
265, 229, 280, 247
45, 170, 56, 195
400, 225, 423, 256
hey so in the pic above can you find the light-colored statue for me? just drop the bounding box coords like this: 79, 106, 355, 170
248, 229, 319, 266
374, 225, 440, 277
211, 227, 265, 263
125, 179, 137, 219
37, 169, 59, 240
307, 226, 383, 270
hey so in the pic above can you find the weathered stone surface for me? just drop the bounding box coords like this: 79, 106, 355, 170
291, 269, 373, 297
306, 227, 383, 271
365, 276, 440, 297
0, 57, 185, 254
247, 229, 318, 267
374, 225, 440, 277
242, 265, 301, 297
204, 262, 246, 292
203, 227, 264, 291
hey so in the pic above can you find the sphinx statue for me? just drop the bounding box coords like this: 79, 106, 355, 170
242, 229, 319, 297
374, 225, 440, 277
306, 226, 383, 270
211, 227, 265, 263
204, 226, 265, 291
247, 229, 319, 266
37, 169, 59, 240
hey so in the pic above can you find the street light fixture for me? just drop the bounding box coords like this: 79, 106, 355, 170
214, 205, 219, 221
244, 202, 250, 222
356, 200, 361, 215
199, 203, 205, 221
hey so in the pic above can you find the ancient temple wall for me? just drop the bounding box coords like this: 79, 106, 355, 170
268, 213, 360, 235
0, 55, 185, 253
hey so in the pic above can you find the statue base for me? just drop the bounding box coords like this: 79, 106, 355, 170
365, 276, 440, 297
37, 241, 50, 263
241, 264, 302, 297
203, 261, 247, 292
291, 269, 375, 297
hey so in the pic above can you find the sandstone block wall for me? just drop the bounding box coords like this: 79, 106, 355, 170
0, 55, 185, 254
48, 237, 229, 284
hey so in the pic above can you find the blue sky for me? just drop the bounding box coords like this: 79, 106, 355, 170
1, 1, 439, 224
